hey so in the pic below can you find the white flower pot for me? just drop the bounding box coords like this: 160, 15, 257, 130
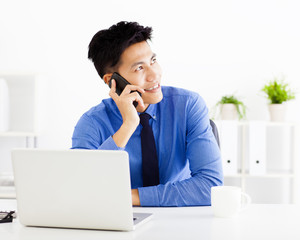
268, 104, 286, 122
220, 104, 238, 120
0, 78, 10, 132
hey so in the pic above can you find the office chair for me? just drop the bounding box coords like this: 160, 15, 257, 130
210, 119, 220, 148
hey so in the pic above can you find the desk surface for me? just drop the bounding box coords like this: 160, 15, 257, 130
1, 199, 300, 240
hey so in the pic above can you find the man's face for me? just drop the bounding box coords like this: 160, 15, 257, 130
117, 41, 163, 109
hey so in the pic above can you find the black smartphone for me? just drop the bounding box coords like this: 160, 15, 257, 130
109, 72, 141, 107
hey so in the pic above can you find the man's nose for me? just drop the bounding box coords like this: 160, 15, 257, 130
146, 67, 159, 82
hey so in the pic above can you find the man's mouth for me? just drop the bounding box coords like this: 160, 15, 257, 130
145, 84, 160, 91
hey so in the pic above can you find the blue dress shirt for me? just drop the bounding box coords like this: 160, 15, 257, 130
72, 86, 223, 207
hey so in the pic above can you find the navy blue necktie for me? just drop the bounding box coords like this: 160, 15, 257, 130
140, 113, 159, 187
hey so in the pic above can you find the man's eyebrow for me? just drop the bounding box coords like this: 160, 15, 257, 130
130, 53, 157, 69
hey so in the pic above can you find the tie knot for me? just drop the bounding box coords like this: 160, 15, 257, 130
140, 113, 151, 127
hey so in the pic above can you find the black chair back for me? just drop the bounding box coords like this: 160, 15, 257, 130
210, 119, 220, 148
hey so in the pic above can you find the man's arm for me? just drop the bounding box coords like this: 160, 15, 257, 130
137, 94, 223, 207
72, 80, 146, 205
72, 79, 145, 150
109, 79, 145, 148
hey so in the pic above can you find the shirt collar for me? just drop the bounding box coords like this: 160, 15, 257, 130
139, 103, 158, 121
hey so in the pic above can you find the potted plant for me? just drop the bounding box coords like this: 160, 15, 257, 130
261, 78, 295, 122
215, 95, 246, 120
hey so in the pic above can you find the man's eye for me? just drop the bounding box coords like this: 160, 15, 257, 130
151, 58, 157, 64
136, 66, 143, 71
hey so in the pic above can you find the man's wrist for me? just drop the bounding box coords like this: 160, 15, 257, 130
131, 189, 141, 206
122, 119, 139, 133
112, 122, 138, 148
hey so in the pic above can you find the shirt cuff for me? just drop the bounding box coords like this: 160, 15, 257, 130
138, 186, 160, 207
98, 136, 125, 151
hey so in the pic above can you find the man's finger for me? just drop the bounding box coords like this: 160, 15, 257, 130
130, 92, 145, 108
109, 79, 116, 91
121, 84, 145, 96
109, 79, 119, 100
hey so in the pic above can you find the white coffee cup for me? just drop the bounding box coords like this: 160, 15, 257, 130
211, 186, 251, 218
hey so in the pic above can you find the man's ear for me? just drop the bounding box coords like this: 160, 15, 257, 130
103, 73, 113, 85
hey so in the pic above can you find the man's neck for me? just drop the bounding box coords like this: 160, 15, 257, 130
137, 103, 150, 113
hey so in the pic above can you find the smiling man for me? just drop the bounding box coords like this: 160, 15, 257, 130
72, 21, 223, 207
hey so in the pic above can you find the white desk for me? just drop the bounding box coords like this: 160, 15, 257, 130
1, 199, 300, 240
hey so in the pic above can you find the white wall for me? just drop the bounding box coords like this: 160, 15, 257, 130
0, 0, 300, 148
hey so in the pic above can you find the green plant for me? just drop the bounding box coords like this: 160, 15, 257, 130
216, 95, 246, 120
262, 78, 295, 104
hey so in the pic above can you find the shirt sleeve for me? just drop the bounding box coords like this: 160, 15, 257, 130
71, 113, 124, 151
138, 94, 223, 207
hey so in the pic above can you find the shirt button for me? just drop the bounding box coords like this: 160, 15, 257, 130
153, 115, 156, 119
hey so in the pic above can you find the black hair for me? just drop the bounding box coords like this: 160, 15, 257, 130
88, 21, 153, 79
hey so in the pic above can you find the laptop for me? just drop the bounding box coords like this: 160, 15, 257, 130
11, 149, 152, 231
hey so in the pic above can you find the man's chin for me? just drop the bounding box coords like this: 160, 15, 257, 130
145, 92, 163, 105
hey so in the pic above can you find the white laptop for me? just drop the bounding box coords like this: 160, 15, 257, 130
11, 149, 152, 231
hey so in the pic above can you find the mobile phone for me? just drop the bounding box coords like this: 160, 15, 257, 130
109, 72, 141, 107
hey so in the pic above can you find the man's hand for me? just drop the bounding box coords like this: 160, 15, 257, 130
109, 79, 145, 148
109, 79, 145, 127
131, 189, 141, 206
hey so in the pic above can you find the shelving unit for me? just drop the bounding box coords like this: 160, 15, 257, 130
0, 73, 38, 198
215, 120, 299, 204
0, 132, 38, 148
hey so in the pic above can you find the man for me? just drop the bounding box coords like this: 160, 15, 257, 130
72, 21, 223, 207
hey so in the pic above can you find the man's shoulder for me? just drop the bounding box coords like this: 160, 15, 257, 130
83, 98, 116, 118
159, 86, 206, 112
161, 86, 200, 101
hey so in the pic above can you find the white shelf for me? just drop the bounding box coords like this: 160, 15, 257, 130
0, 131, 38, 137
225, 171, 294, 179
224, 174, 243, 178
0, 73, 37, 132
0, 186, 16, 199
220, 120, 299, 127
0, 74, 39, 191
216, 120, 298, 203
